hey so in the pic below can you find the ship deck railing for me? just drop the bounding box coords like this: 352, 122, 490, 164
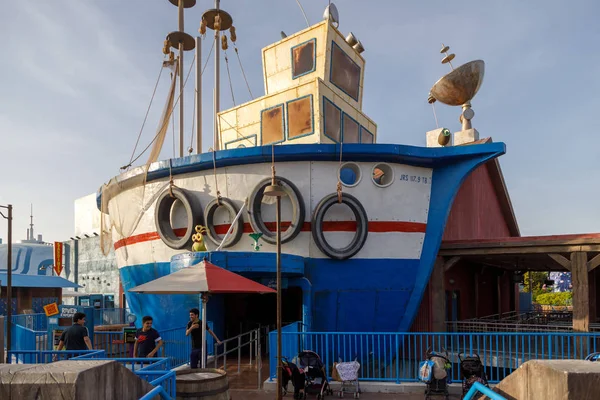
269, 325, 600, 384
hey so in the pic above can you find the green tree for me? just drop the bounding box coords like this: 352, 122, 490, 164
523, 271, 548, 299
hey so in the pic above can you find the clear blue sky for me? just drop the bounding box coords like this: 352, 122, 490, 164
1, 0, 599, 242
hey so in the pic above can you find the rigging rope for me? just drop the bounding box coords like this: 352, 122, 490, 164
224, 50, 236, 106
126, 54, 197, 168
233, 46, 253, 99
123, 61, 165, 170
337, 141, 343, 203
172, 71, 176, 158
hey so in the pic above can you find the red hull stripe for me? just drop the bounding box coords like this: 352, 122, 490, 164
114, 221, 426, 250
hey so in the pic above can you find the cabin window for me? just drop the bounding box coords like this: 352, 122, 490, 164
360, 127, 374, 144
323, 97, 341, 143
342, 113, 359, 143
339, 162, 361, 187
292, 39, 316, 79
287, 95, 313, 139
372, 163, 394, 188
261, 105, 285, 145
330, 41, 361, 101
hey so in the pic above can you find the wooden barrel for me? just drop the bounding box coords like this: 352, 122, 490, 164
176, 368, 230, 400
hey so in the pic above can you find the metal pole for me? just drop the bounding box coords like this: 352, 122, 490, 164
178, 0, 185, 157
276, 195, 282, 400
201, 295, 207, 368
5, 205, 12, 354
257, 327, 262, 389
213, 0, 220, 151
195, 36, 202, 155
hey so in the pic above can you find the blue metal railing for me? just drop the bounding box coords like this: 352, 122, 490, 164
161, 326, 190, 368
12, 313, 47, 331
11, 324, 47, 353
269, 330, 600, 384
464, 382, 506, 400
268, 321, 302, 379
8, 349, 106, 364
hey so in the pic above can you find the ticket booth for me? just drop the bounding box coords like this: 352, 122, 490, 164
89, 294, 104, 309
47, 305, 94, 350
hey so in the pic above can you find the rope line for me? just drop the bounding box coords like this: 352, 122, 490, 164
224, 50, 236, 106
126, 54, 196, 168
233, 46, 253, 99
124, 61, 165, 170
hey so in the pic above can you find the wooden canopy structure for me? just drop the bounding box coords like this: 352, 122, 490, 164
436, 233, 600, 332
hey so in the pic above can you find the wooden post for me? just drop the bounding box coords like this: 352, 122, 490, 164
431, 257, 446, 332
589, 269, 597, 324
474, 270, 479, 318
571, 251, 589, 332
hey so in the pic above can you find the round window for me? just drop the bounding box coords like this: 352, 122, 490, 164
372, 163, 394, 188
338, 162, 361, 187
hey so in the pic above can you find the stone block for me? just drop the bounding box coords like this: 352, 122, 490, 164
453, 128, 479, 145
0, 360, 155, 400
485, 359, 600, 400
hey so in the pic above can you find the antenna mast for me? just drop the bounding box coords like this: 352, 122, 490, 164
29, 204, 34, 241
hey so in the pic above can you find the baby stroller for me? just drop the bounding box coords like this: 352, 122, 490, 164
296, 350, 334, 399
281, 356, 306, 399
332, 358, 361, 398
419, 347, 451, 399
458, 353, 489, 400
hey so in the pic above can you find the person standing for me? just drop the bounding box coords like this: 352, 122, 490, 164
186, 307, 222, 369
56, 312, 93, 352
133, 316, 164, 358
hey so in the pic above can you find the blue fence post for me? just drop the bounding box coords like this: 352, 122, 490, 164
395, 334, 400, 384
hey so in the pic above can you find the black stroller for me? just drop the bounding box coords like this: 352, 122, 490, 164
423, 347, 451, 400
458, 353, 489, 400
294, 350, 334, 399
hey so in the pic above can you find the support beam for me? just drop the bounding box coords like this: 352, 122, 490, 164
444, 256, 461, 272
431, 257, 446, 332
548, 253, 571, 271
588, 254, 600, 272
571, 251, 589, 332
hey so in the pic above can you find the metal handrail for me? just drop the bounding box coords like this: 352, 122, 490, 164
464, 382, 506, 400
212, 325, 267, 389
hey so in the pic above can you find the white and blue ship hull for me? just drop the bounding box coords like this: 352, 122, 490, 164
98, 143, 505, 334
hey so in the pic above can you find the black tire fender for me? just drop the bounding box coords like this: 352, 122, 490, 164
247, 176, 305, 245
155, 187, 203, 250
204, 197, 244, 248
311, 193, 368, 260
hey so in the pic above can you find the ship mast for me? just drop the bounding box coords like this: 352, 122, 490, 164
201, 1, 233, 152
166, 0, 196, 157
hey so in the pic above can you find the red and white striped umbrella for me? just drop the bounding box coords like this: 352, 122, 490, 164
129, 260, 276, 295
129, 259, 275, 369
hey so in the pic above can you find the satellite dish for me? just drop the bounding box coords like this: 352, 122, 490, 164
430, 60, 485, 106
323, 3, 339, 26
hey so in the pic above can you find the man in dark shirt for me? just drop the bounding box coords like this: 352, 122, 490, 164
134, 316, 164, 358
57, 312, 93, 351
186, 307, 222, 369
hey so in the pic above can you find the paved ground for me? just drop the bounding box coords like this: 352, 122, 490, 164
229, 389, 460, 399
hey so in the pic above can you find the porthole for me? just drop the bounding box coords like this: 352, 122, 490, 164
372, 163, 394, 188
338, 162, 361, 187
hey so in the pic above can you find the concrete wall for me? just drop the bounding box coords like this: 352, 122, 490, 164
64, 236, 119, 308
74, 193, 101, 237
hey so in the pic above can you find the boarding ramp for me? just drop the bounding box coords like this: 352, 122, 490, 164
483, 359, 600, 400
0, 359, 154, 400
